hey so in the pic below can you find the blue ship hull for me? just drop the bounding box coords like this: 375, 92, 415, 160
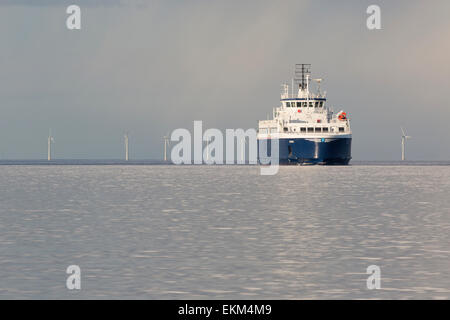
258, 137, 352, 165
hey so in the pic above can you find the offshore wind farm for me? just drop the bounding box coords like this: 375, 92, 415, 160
11, 64, 419, 166
3, 122, 441, 166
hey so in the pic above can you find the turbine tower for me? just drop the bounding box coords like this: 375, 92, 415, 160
401, 127, 411, 161
163, 134, 169, 162
47, 129, 54, 161
124, 132, 129, 161
205, 135, 211, 163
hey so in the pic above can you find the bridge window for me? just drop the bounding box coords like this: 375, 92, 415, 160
283, 127, 288, 132
323, 127, 329, 133
300, 127, 306, 133
315, 127, 322, 132
297, 102, 301, 107
308, 127, 314, 133
320, 102, 324, 107
339, 127, 345, 132
286, 102, 290, 107
315, 101, 319, 108
309, 102, 314, 107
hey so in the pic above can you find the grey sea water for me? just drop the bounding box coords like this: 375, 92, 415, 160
0, 164, 449, 299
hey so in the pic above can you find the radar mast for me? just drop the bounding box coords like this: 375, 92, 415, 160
295, 64, 311, 91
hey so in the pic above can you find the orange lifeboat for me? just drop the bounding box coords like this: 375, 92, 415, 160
338, 112, 347, 121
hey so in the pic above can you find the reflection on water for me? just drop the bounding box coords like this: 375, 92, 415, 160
0, 165, 449, 299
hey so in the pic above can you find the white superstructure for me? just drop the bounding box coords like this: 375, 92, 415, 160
258, 65, 351, 140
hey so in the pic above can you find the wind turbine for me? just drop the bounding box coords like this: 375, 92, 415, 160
401, 127, 411, 161
204, 135, 211, 163
124, 132, 129, 161
163, 134, 170, 162
47, 129, 54, 161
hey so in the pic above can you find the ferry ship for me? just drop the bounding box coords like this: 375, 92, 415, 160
257, 64, 352, 165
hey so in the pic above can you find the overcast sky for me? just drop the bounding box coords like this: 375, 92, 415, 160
0, 0, 449, 160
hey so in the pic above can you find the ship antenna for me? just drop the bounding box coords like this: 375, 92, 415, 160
291, 78, 294, 97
